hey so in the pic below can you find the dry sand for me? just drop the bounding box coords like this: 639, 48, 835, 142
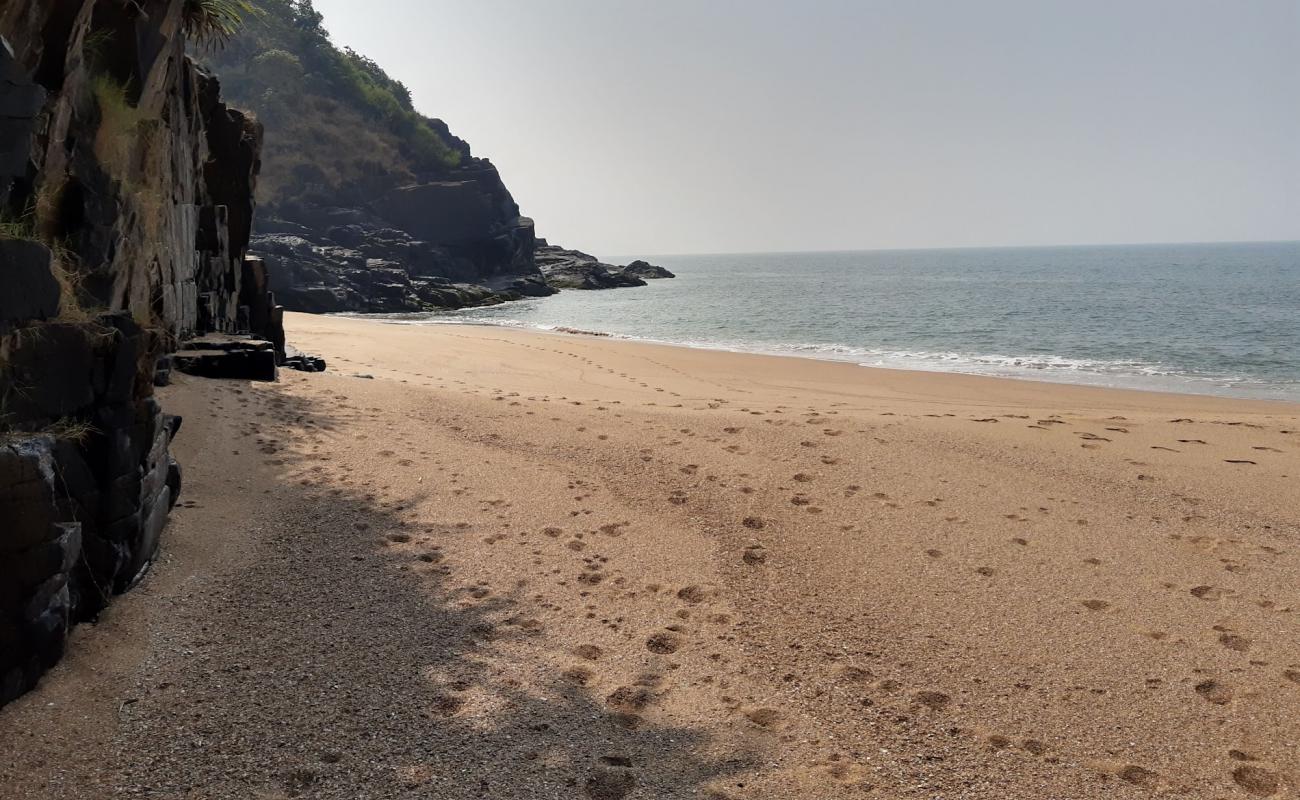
2, 310, 1298, 799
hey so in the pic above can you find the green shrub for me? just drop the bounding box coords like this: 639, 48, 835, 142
183, 0, 262, 47
202, 0, 462, 207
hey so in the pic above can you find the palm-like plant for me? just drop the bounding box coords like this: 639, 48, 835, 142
182, 0, 261, 47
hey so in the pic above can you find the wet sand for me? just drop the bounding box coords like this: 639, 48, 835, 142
2, 311, 1297, 799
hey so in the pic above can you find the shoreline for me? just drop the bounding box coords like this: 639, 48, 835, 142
3, 310, 1296, 798
336, 311, 1300, 412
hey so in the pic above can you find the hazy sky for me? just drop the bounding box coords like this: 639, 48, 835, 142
311, 0, 1298, 256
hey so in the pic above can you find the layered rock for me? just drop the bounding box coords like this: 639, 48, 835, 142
250, 154, 562, 313
1, 0, 267, 705
254, 217, 554, 314
251, 199, 675, 311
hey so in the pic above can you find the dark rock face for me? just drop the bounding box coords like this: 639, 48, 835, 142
173, 334, 278, 382
621, 260, 675, 280
249, 115, 677, 310
0, 35, 45, 209
0, 317, 181, 705
0, 0, 267, 706
254, 219, 556, 313
0, 240, 60, 330
254, 152, 551, 313
535, 245, 649, 290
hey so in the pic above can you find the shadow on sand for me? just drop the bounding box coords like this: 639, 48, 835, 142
108, 380, 757, 799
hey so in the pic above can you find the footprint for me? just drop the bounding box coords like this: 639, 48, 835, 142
742, 707, 785, 729
585, 767, 636, 800
1118, 765, 1159, 788
646, 632, 683, 654
836, 665, 873, 683
1233, 765, 1281, 796
606, 685, 654, 713
427, 694, 464, 717
914, 690, 951, 710
1219, 633, 1252, 652
676, 585, 716, 604
1194, 679, 1233, 705
575, 645, 604, 661
563, 666, 595, 685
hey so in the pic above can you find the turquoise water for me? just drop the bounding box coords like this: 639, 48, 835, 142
375, 241, 1300, 401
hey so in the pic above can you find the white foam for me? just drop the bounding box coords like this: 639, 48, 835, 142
356, 312, 1300, 402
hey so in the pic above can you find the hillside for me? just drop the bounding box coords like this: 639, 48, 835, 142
204, 0, 465, 214
200, 1, 671, 313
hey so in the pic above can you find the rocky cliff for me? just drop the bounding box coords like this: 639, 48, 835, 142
0, 0, 269, 705
203, 0, 670, 313
251, 156, 556, 313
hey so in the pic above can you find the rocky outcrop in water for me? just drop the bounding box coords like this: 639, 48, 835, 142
253, 214, 554, 314
536, 244, 674, 290
252, 201, 680, 310
1, 0, 267, 705
249, 152, 561, 312
622, 260, 675, 280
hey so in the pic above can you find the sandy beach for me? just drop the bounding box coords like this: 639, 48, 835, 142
2, 311, 1297, 799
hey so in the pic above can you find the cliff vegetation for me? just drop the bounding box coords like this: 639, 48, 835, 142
203, 0, 464, 215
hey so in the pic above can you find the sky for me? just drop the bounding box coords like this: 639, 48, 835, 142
311, 0, 1299, 257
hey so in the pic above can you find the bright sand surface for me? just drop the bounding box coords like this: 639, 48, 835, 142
2, 311, 1298, 799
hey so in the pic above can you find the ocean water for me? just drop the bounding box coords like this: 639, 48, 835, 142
371, 241, 1300, 402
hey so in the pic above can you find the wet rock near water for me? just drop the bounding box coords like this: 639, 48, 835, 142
621, 260, 675, 280
253, 223, 557, 313
536, 245, 660, 290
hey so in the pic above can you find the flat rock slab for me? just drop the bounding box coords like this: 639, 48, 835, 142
173, 347, 276, 382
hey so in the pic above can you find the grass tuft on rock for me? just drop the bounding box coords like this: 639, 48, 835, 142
91, 75, 148, 183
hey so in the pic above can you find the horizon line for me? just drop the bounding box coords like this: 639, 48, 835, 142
608, 237, 1300, 261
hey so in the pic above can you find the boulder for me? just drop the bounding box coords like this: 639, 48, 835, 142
282, 344, 327, 373
0, 437, 63, 555
0, 322, 97, 420
173, 335, 278, 381
621, 260, 675, 279
0, 239, 60, 330
536, 245, 647, 290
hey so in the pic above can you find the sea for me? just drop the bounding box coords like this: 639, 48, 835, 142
368, 241, 1300, 402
